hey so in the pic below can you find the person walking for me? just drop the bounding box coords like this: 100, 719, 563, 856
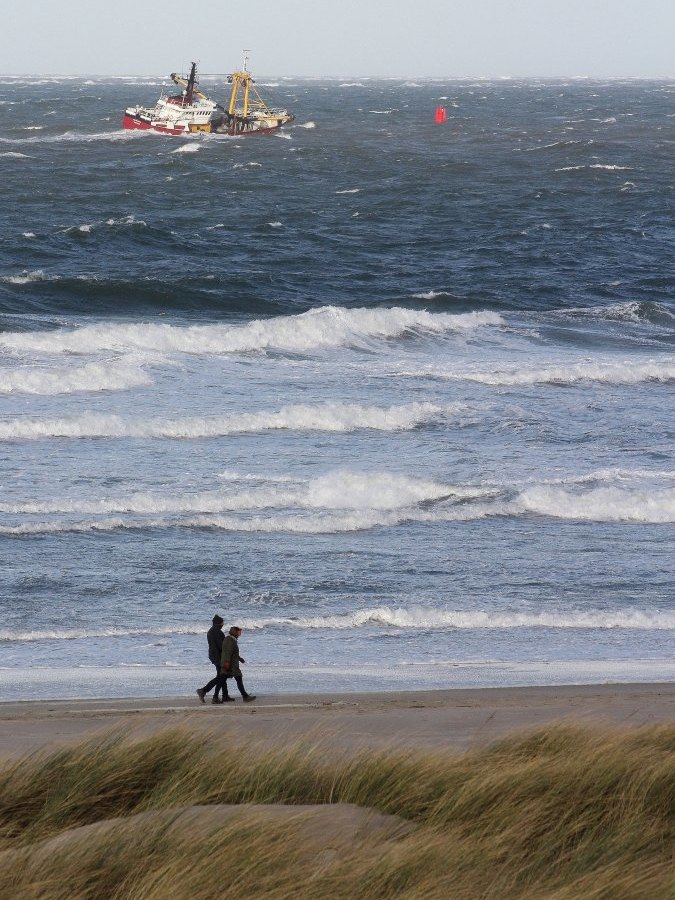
196, 615, 233, 704
221, 626, 256, 702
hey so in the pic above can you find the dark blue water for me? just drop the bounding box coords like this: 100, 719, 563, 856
0, 77, 673, 699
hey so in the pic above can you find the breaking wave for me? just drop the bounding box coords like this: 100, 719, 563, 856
401, 358, 675, 387
0, 401, 453, 441
2, 606, 673, 642
0, 306, 504, 356
518, 485, 675, 524
0, 358, 151, 395
1, 470, 672, 534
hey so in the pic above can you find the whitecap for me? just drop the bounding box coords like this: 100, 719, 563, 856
412, 290, 452, 300
171, 143, 201, 153
401, 358, 675, 387
518, 484, 675, 524
0, 359, 152, 396
1, 269, 47, 285
0, 306, 504, 356
0, 401, 453, 441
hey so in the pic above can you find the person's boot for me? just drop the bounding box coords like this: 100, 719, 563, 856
222, 696, 236, 702
196, 688, 206, 703
212, 697, 223, 704
243, 695, 256, 702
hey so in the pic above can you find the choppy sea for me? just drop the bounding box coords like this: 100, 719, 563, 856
0, 76, 673, 700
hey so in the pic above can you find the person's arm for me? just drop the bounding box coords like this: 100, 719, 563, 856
221, 637, 232, 672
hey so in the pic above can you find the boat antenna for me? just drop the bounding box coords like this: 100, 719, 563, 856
242, 51, 250, 72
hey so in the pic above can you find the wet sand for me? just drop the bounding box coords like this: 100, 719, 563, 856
1, 682, 672, 760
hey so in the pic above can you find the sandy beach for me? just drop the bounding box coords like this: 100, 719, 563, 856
2, 682, 672, 760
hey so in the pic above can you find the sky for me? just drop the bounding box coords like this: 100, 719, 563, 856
1, 0, 673, 77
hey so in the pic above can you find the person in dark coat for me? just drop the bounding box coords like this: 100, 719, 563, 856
196, 615, 232, 704
221, 626, 256, 702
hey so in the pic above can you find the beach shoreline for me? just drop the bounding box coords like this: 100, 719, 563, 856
2, 681, 672, 761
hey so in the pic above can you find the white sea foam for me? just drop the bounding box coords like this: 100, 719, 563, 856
298, 121, 316, 128
589, 163, 631, 170
104, 215, 146, 228
1, 269, 47, 285
556, 164, 632, 172
0, 151, 31, 158
401, 358, 675, 387
2, 606, 672, 642
171, 143, 201, 153
0, 359, 152, 395
0, 129, 151, 145
58, 216, 147, 235
0, 306, 504, 356
335, 188, 360, 194
0, 471, 461, 517
0, 401, 452, 441
268, 221, 283, 228
412, 290, 452, 300
517, 485, 675, 523
515, 140, 582, 152
1, 479, 670, 533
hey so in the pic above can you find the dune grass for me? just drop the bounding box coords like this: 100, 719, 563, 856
0, 722, 672, 898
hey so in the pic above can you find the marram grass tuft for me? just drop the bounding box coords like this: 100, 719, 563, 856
0, 722, 672, 899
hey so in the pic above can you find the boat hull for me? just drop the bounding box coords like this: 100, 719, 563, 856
122, 116, 291, 136
122, 113, 186, 136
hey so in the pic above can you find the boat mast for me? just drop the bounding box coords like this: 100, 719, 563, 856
185, 62, 197, 105
228, 51, 252, 118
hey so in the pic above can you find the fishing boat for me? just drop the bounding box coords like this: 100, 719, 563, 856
123, 63, 222, 135
220, 54, 295, 135
122, 57, 293, 136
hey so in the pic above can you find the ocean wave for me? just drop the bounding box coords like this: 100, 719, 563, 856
2, 606, 672, 642
2, 478, 671, 533
398, 358, 675, 387
0, 470, 474, 516
61, 215, 148, 235
0, 269, 47, 285
1, 467, 672, 530
0, 129, 155, 145
171, 143, 201, 154
411, 291, 453, 300
556, 164, 632, 172
558, 301, 675, 327
0, 306, 505, 356
517, 485, 675, 523
0, 359, 151, 395
0, 401, 453, 441
515, 139, 584, 152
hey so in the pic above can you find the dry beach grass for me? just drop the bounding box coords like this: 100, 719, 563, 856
0, 722, 672, 899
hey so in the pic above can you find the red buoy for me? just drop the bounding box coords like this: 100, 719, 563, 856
434, 105, 447, 124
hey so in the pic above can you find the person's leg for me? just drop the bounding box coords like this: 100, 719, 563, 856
233, 675, 255, 701
218, 671, 232, 700
197, 665, 220, 702
212, 664, 222, 700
